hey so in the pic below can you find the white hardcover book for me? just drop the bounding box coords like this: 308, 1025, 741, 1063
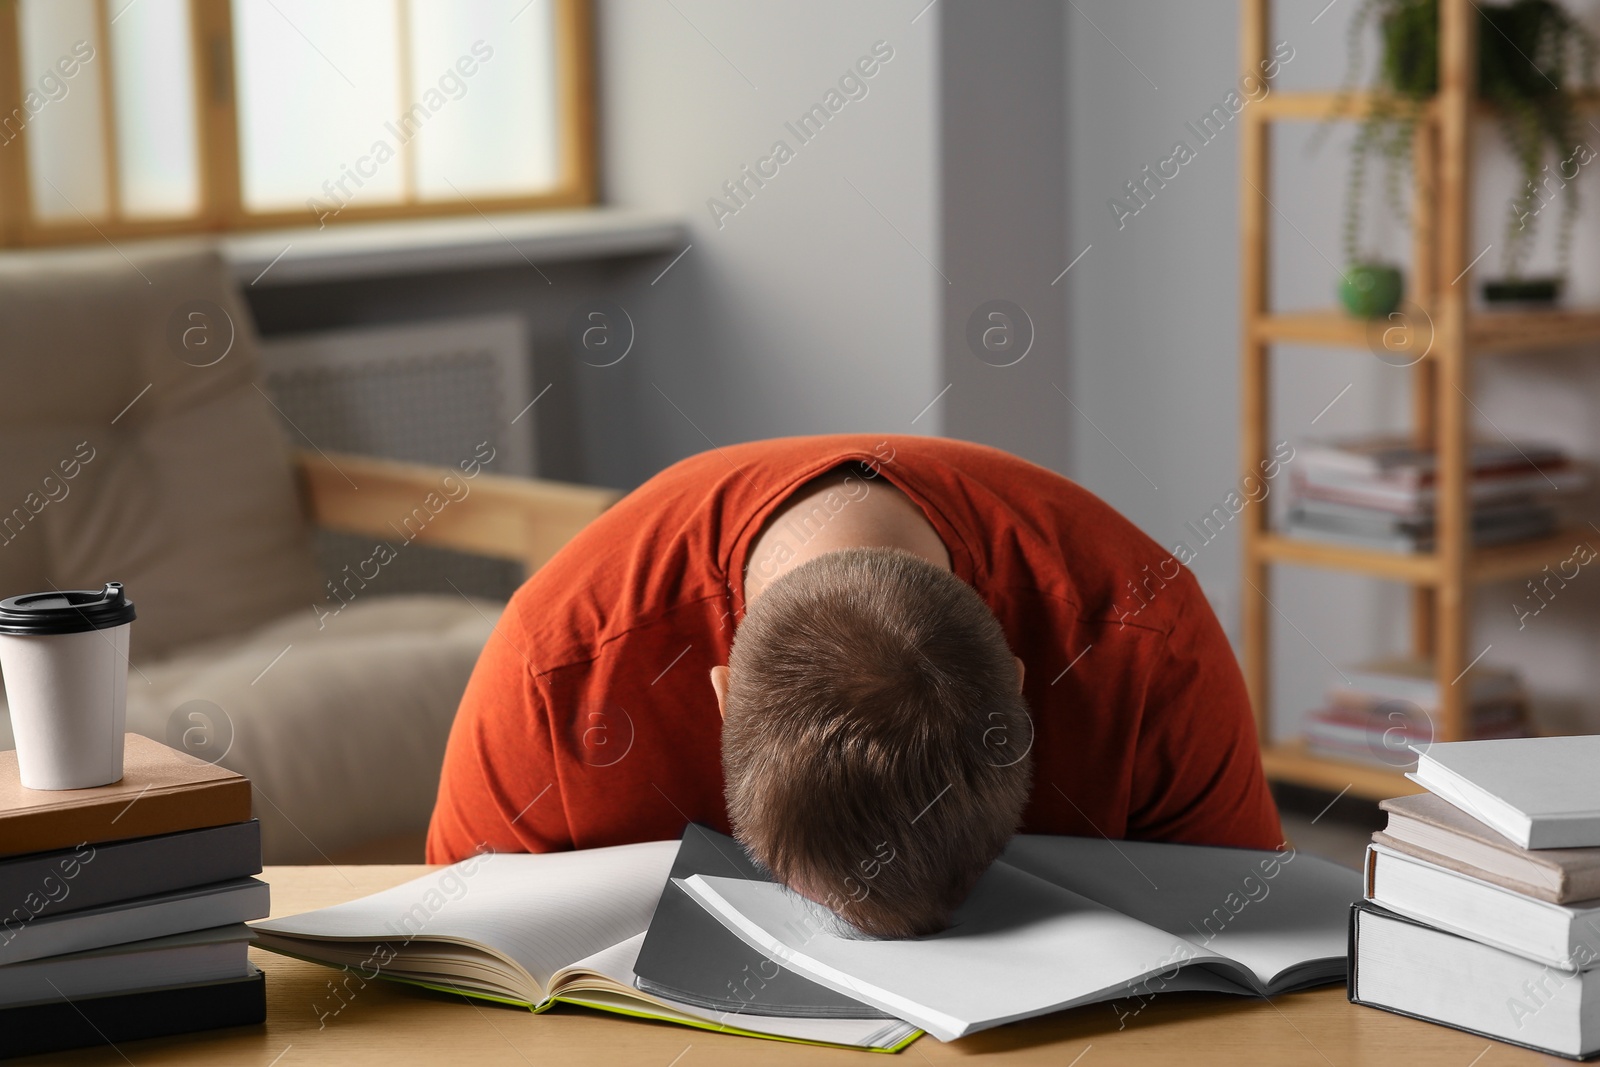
1365, 843, 1600, 970
1410, 736, 1600, 849
1352, 904, 1600, 1059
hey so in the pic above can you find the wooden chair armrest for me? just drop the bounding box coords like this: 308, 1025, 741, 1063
294, 449, 622, 576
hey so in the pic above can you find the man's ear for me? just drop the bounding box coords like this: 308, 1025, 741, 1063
710, 665, 731, 719
1015, 657, 1026, 694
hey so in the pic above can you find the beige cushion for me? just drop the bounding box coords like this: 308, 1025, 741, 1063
0, 246, 318, 660
0, 595, 498, 864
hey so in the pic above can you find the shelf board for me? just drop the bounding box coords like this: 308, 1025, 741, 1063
1253, 528, 1595, 585
1467, 528, 1596, 584
1255, 308, 1600, 355
1255, 531, 1440, 582
1260, 741, 1423, 802
1254, 310, 1411, 353
1256, 89, 1600, 124
1470, 309, 1600, 352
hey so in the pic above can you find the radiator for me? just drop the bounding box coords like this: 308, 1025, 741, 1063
258, 315, 536, 601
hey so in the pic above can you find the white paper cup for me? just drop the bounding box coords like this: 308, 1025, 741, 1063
0, 583, 135, 790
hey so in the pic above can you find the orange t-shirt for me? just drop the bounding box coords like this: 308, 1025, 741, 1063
426, 434, 1282, 862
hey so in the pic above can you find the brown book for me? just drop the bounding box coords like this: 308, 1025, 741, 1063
0, 735, 252, 858
1376, 793, 1600, 904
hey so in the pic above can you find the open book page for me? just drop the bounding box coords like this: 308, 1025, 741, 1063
552, 933, 920, 1050
1001, 836, 1360, 990
253, 841, 678, 998
680, 862, 1242, 1042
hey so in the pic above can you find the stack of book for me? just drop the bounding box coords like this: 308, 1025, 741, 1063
1351, 735, 1600, 1059
1303, 658, 1529, 767
1286, 435, 1581, 553
0, 734, 268, 1058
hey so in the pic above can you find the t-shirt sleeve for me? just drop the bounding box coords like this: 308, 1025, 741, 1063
426, 609, 574, 863
1126, 579, 1284, 850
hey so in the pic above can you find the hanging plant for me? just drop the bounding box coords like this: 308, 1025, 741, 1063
1333, 0, 1596, 304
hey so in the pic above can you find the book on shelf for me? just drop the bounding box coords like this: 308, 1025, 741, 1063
0, 924, 255, 1009
0, 821, 261, 922
1289, 497, 1556, 544
0, 734, 253, 858
1290, 473, 1580, 514
1300, 659, 1529, 767
1350, 903, 1600, 1060
1299, 435, 1572, 486
1293, 494, 1554, 532
1287, 434, 1582, 554
1375, 793, 1600, 904
1304, 710, 1527, 768
0, 968, 265, 1059
251, 834, 920, 1051
1409, 736, 1600, 849
1337, 657, 1524, 709
1284, 510, 1557, 553
677, 835, 1360, 1042
1365, 842, 1600, 969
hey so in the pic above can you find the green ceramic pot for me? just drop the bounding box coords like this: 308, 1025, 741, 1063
1338, 263, 1404, 319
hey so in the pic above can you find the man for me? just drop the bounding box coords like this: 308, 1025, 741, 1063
428, 434, 1282, 937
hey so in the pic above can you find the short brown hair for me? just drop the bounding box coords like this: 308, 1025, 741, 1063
721, 547, 1033, 938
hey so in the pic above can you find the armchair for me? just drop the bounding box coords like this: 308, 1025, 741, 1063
0, 245, 616, 862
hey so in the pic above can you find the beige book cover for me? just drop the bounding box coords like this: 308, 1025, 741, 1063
0, 735, 251, 857
1379, 793, 1600, 904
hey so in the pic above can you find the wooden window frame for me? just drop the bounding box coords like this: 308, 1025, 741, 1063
0, 0, 595, 248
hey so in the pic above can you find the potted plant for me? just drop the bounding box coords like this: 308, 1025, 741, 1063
1334, 0, 1596, 309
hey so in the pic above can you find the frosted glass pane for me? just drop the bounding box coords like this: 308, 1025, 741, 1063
232, 0, 404, 213
407, 0, 559, 200
109, 0, 199, 218
18, 0, 108, 221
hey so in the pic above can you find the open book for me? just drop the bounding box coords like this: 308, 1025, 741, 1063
250, 840, 918, 1051
680, 835, 1362, 1041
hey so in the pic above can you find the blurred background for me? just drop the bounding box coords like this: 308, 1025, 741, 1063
0, 0, 1596, 866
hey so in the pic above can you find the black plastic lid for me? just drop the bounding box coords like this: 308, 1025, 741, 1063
0, 583, 136, 636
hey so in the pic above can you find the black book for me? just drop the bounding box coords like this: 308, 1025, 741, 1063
0, 820, 261, 923
1349, 902, 1600, 1060
633, 824, 889, 1019
0, 968, 265, 1059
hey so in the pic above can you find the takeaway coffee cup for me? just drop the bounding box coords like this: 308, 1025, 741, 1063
0, 582, 136, 790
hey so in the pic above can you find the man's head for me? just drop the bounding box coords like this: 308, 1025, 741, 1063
715, 547, 1033, 938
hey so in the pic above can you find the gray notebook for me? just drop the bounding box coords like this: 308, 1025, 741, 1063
681, 836, 1361, 1041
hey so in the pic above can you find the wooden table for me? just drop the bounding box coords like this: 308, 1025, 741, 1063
21, 865, 1555, 1065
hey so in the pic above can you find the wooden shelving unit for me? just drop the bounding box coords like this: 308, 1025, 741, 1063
1239, 0, 1599, 800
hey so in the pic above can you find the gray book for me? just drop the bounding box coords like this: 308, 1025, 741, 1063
633, 824, 890, 1018
0, 821, 260, 923
0, 878, 269, 966
679, 836, 1361, 1042
0, 924, 255, 1009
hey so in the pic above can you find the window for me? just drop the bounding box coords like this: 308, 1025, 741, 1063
0, 0, 594, 246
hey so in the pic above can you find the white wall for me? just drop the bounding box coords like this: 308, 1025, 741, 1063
1065, 0, 1600, 738
597, 0, 943, 484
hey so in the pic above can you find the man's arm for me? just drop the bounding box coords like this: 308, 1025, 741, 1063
1126, 578, 1285, 850
426, 610, 573, 863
